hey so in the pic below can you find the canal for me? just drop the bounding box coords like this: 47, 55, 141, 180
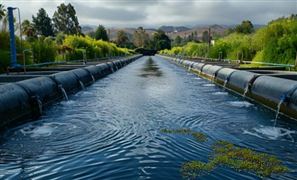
0, 56, 297, 179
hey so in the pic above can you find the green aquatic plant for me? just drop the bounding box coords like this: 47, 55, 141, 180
181, 140, 289, 179
212, 141, 289, 177
181, 160, 213, 178
160, 128, 192, 134
191, 132, 207, 142
160, 128, 207, 142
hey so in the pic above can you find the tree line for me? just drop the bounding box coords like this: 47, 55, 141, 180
160, 16, 297, 65
0, 3, 131, 72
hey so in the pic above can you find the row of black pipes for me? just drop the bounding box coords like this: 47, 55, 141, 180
160, 55, 297, 122
0, 55, 142, 130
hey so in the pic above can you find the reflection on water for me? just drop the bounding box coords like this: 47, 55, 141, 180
0, 56, 296, 179
139, 57, 163, 77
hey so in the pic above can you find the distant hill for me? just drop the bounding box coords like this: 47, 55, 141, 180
166, 24, 227, 40
158, 26, 190, 33
81, 25, 96, 34
81, 24, 230, 41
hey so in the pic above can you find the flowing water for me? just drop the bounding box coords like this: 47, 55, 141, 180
59, 85, 69, 101
79, 80, 85, 90
0, 56, 297, 179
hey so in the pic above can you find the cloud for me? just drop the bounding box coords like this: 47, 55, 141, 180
1, 0, 296, 27
73, 2, 146, 23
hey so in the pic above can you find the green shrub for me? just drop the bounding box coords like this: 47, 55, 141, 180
62, 35, 130, 60
0, 50, 10, 71
31, 37, 57, 63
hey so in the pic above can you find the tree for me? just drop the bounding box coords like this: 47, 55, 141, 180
94, 25, 109, 41
235, 20, 254, 34
21, 19, 36, 40
32, 8, 54, 37
55, 32, 65, 45
0, 4, 7, 32
116, 30, 129, 47
152, 29, 171, 50
52, 3, 81, 35
133, 27, 150, 48
202, 30, 209, 43
173, 35, 182, 46
0, 4, 5, 21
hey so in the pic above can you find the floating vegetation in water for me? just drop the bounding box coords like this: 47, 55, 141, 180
191, 132, 207, 142
181, 160, 213, 178
181, 140, 289, 179
160, 128, 192, 134
160, 128, 207, 142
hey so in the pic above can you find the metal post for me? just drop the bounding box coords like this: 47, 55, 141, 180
8, 7, 17, 67
23, 49, 32, 73
208, 27, 211, 57
295, 52, 297, 69
23, 50, 26, 73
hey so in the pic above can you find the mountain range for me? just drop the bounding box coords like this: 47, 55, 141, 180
81, 24, 264, 41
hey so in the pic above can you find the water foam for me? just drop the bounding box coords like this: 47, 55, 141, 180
212, 92, 228, 95
243, 125, 296, 141
203, 84, 215, 87
20, 122, 76, 138
228, 101, 253, 108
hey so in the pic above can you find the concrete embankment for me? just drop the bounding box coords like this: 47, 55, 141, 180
0, 55, 142, 130
159, 55, 297, 120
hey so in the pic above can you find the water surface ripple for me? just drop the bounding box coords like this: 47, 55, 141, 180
0, 56, 297, 179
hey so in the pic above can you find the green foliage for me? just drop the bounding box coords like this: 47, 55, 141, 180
252, 16, 297, 64
0, 4, 6, 21
133, 27, 150, 48
52, 3, 81, 35
181, 140, 289, 179
202, 30, 210, 43
160, 42, 208, 57
160, 128, 289, 178
95, 25, 109, 41
160, 128, 192, 134
31, 37, 57, 63
184, 42, 208, 57
116, 30, 130, 48
55, 32, 66, 45
209, 33, 255, 60
32, 8, 54, 37
173, 35, 183, 46
0, 32, 32, 70
161, 15, 297, 65
22, 20, 37, 40
234, 20, 254, 34
63, 35, 130, 60
152, 30, 171, 50
0, 49, 10, 70
181, 160, 213, 178
0, 31, 10, 50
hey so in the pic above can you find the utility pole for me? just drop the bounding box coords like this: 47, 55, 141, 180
208, 27, 211, 57
295, 52, 297, 69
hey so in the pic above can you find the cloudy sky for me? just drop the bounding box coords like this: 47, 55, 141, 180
2, 0, 297, 27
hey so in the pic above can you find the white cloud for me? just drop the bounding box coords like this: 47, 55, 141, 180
2, 0, 297, 27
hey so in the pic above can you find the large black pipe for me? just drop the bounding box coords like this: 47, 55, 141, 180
0, 55, 142, 130
160, 55, 297, 120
